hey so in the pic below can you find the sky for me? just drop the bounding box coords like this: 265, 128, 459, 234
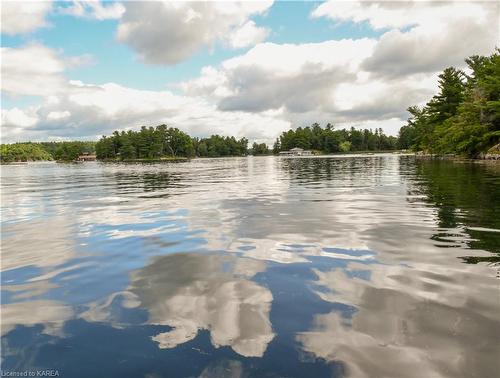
1, 0, 498, 144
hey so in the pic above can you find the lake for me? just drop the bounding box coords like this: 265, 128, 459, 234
1, 155, 499, 377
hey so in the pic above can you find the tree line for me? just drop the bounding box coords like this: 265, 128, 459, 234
94, 125, 250, 159
0, 141, 95, 162
398, 49, 499, 157
93, 123, 400, 161
0, 125, 404, 163
273, 124, 398, 153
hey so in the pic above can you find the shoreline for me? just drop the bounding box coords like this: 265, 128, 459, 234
3, 152, 500, 164
100, 157, 190, 163
413, 153, 500, 163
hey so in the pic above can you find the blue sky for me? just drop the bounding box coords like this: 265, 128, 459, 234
1, 1, 497, 142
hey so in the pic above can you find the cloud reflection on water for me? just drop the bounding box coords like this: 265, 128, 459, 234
80, 253, 274, 358
129, 253, 274, 357
1, 156, 499, 376
297, 261, 499, 377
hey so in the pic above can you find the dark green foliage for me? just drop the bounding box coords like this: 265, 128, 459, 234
0, 141, 95, 162
274, 123, 398, 154
398, 50, 500, 157
1, 143, 53, 162
398, 120, 418, 150
427, 67, 466, 125
414, 159, 500, 259
95, 125, 194, 160
251, 142, 270, 155
192, 135, 248, 157
52, 141, 96, 161
95, 125, 248, 160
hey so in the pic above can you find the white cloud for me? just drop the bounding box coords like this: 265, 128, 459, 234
47, 110, 71, 120
228, 20, 269, 49
1, 106, 40, 141
313, 1, 499, 77
175, 0, 497, 133
223, 39, 375, 74
2, 107, 38, 128
0, 43, 94, 103
1, 77, 291, 143
182, 39, 377, 113
2, 1, 497, 142
1, 44, 68, 97
363, 17, 497, 77
179, 38, 437, 128
0, 1, 52, 35
0, 39, 434, 143
330, 73, 436, 118
59, 1, 125, 20
116, 1, 273, 64
312, 0, 491, 30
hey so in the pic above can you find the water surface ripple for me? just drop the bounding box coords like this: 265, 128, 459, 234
1, 155, 499, 377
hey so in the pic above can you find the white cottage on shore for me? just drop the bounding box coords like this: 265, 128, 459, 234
279, 147, 313, 156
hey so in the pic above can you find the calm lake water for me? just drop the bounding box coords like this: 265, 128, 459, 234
1, 155, 499, 378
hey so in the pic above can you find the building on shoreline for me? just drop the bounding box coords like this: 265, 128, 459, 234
279, 147, 312, 156
75, 152, 97, 161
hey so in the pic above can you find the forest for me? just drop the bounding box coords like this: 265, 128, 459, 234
398, 49, 499, 157
93, 124, 398, 160
0, 125, 397, 162
273, 124, 398, 153
94, 125, 249, 159
0, 141, 95, 163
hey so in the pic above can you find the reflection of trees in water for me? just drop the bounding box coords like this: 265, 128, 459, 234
279, 158, 335, 182
111, 170, 184, 196
410, 159, 500, 263
278, 156, 389, 187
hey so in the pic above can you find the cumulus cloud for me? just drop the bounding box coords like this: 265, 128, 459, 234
363, 18, 497, 77
0, 43, 90, 97
2, 107, 38, 128
2, 1, 498, 142
312, 0, 497, 30
1, 40, 290, 142
1, 107, 40, 141
228, 20, 270, 49
182, 39, 376, 112
179, 39, 436, 127
116, 1, 273, 64
313, 0, 499, 77
1, 43, 66, 96
1, 77, 290, 142
330, 74, 436, 120
0, 1, 52, 35
59, 1, 125, 20
0, 39, 432, 143
175, 1, 497, 132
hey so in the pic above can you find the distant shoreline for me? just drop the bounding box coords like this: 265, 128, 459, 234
100, 157, 190, 163
3, 151, 500, 165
